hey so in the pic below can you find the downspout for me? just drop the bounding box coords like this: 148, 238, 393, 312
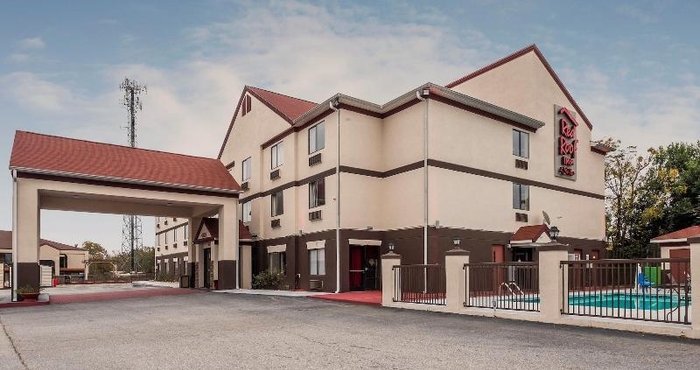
11, 170, 18, 302
329, 99, 341, 293
416, 90, 429, 267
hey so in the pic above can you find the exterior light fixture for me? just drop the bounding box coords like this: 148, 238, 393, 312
388, 242, 395, 252
550, 226, 560, 241
452, 237, 461, 247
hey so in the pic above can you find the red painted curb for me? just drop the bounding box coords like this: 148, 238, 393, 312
310, 292, 382, 306
0, 300, 50, 309
50, 288, 199, 305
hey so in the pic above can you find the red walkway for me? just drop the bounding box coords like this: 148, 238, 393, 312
50, 288, 198, 304
311, 291, 381, 306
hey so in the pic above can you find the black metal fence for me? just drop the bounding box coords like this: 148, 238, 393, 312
561, 259, 691, 324
464, 262, 540, 312
392, 264, 446, 305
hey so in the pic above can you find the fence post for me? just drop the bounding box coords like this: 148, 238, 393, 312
538, 242, 569, 323
689, 238, 700, 337
445, 248, 470, 312
381, 252, 401, 307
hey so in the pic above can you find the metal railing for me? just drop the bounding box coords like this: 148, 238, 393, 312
561, 259, 691, 324
392, 264, 446, 305
465, 262, 540, 312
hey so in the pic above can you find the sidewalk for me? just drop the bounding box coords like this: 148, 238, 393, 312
215, 289, 327, 297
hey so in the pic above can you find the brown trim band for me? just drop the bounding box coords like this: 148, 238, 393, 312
156, 221, 189, 235
240, 168, 337, 203
260, 109, 335, 149
591, 146, 607, 155
427, 159, 604, 200
17, 172, 240, 199
339, 161, 423, 179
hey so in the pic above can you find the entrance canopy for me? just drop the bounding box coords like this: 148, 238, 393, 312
510, 224, 552, 248
9, 131, 242, 296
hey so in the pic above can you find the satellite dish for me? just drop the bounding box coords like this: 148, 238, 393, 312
542, 211, 551, 225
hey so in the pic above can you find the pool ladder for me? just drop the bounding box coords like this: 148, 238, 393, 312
500, 282, 524, 296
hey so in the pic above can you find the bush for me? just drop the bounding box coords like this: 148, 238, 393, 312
252, 270, 287, 290
155, 271, 178, 282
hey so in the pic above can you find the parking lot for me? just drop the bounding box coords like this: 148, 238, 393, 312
1, 290, 699, 369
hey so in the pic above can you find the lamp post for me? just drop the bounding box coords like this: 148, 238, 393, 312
388, 242, 395, 252
452, 237, 461, 248
550, 226, 560, 242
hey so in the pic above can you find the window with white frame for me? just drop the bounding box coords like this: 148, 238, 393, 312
184, 225, 188, 240
309, 248, 325, 276
513, 183, 530, 210
512, 129, 529, 158
164, 231, 169, 244
271, 142, 283, 169
242, 201, 252, 223
309, 178, 326, 208
271, 191, 284, 217
173, 228, 177, 243
242, 157, 252, 181
308, 122, 325, 154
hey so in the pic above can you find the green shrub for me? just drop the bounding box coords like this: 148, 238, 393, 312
252, 270, 287, 290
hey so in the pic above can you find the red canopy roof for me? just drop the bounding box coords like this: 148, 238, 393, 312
511, 224, 550, 243
10, 131, 240, 194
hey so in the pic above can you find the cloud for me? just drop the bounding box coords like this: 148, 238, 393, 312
615, 4, 658, 24
7, 53, 30, 63
18, 36, 45, 50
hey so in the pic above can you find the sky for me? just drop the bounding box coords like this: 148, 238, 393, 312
0, 0, 698, 253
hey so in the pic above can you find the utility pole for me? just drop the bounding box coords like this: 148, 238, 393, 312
120, 78, 146, 273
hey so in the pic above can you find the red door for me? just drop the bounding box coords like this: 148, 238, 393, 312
349, 246, 363, 290
669, 249, 690, 283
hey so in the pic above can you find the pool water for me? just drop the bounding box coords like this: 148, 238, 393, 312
568, 293, 686, 310
505, 293, 689, 310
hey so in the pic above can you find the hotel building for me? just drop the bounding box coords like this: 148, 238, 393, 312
157, 44, 611, 292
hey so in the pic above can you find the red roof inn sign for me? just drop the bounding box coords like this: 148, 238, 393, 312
555, 105, 578, 180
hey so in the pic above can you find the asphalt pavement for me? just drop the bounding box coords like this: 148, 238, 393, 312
0, 292, 698, 369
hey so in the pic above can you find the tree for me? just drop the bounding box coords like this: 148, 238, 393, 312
83, 241, 113, 277
112, 247, 155, 273
604, 139, 654, 256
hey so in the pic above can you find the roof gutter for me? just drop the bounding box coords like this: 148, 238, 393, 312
329, 99, 341, 293
11, 169, 18, 302
10, 167, 242, 196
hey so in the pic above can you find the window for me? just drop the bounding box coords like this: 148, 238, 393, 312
513, 183, 530, 210
309, 178, 325, 208
242, 157, 252, 182
271, 191, 284, 217
164, 231, 169, 244
269, 252, 286, 273
173, 229, 178, 243
308, 122, 325, 154
512, 129, 529, 158
60, 255, 67, 269
271, 142, 283, 169
309, 249, 325, 276
1, 253, 11, 264
184, 225, 188, 240
242, 94, 252, 116
242, 201, 252, 223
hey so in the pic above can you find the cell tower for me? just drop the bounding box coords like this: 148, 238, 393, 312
120, 78, 147, 272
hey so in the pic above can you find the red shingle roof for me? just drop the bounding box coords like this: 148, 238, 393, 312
0, 230, 83, 251
10, 131, 240, 194
511, 224, 550, 243
651, 226, 700, 242
248, 86, 317, 123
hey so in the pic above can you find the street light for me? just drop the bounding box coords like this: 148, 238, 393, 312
452, 237, 461, 247
550, 226, 560, 241
388, 242, 395, 252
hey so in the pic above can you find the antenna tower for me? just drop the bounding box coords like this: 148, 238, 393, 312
119, 78, 147, 272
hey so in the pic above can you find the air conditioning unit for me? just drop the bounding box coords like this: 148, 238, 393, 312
270, 169, 281, 180
241, 182, 249, 191
309, 279, 323, 291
